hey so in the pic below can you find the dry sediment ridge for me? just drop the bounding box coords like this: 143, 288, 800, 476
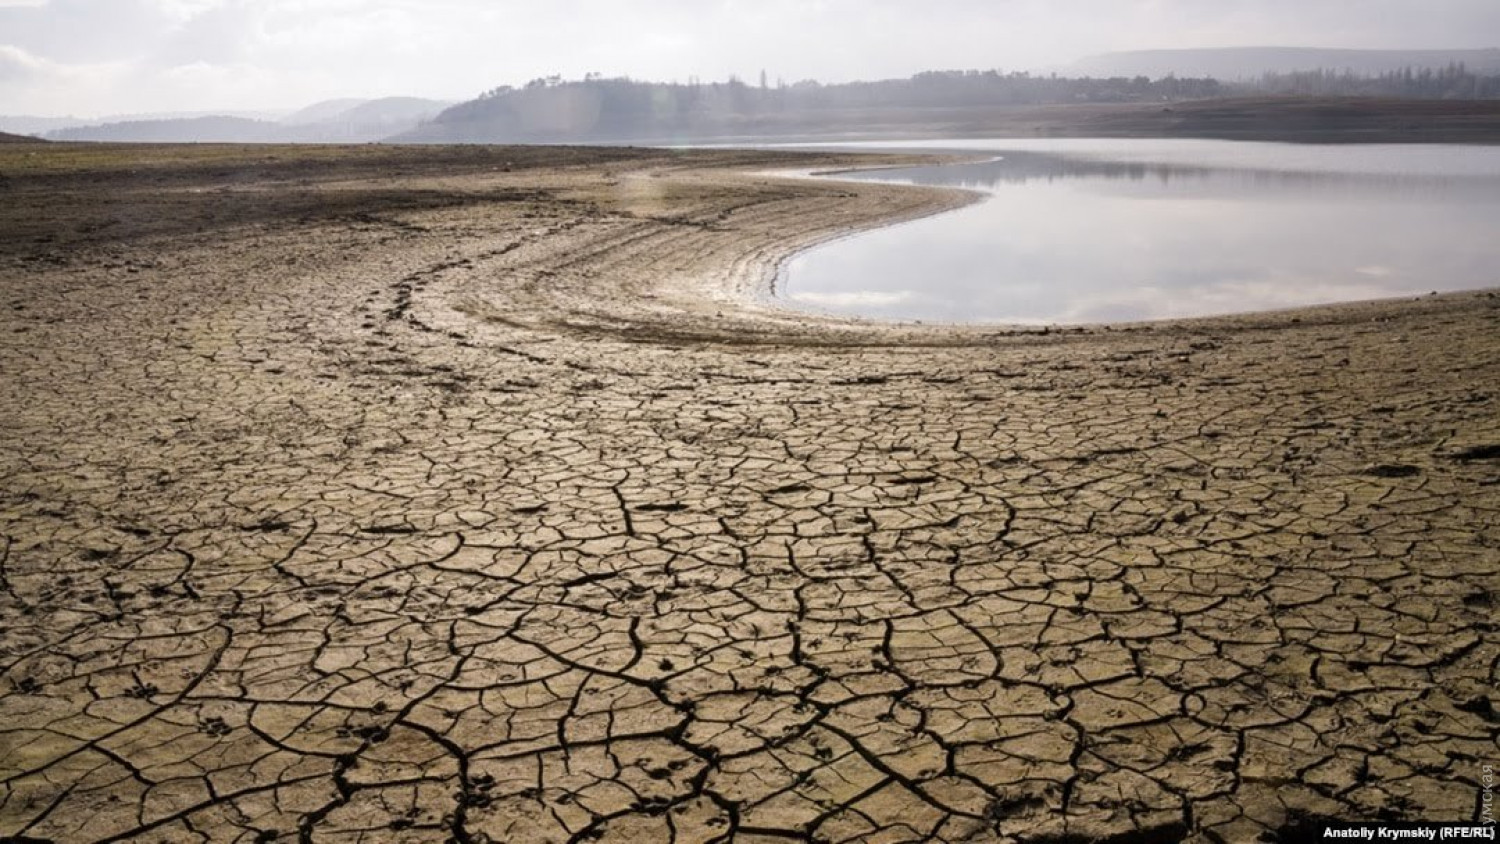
0, 143, 1497, 843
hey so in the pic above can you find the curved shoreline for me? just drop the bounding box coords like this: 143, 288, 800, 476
449, 154, 986, 345
444, 150, 1499, 348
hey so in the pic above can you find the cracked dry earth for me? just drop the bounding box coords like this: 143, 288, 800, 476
1, 143, 1498, 844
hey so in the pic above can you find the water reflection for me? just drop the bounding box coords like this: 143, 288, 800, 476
849, 152, 1500, 200
784, 141, 1500, 324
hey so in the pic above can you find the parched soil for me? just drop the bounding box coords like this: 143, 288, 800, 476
0, 143, 1497, 843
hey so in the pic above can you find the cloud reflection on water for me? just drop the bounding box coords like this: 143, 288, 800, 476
784, 140, 1500, 324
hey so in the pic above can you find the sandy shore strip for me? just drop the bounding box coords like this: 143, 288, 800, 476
1, 143, 1497, 842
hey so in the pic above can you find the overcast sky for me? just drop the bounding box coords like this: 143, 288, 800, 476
3, 0, 1498, 117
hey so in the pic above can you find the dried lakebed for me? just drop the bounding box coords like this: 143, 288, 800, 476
0, 143, 1497, 843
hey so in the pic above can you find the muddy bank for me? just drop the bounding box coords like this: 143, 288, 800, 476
1, 143, 1497, 842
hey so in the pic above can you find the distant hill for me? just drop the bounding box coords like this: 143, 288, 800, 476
0, 116, 92, 136
399, 73, 1224, 145
1, 111, 279, 136
0, 130, 40, 143
1071, 48, 1500, 81
285, 97, 451, 142
337, 97, 451, 125
39, 97, 451, 143
281, 98, 371, 125
2, 111, 286, 137
48, 115, 289, 143
397, 68, 1500, 146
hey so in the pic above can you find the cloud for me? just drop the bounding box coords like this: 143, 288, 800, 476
790, 290, 915, 308
151, 0, 264, 67
0, 43, 47, 81
0, 0, 176, 63
0, 43, 133, 114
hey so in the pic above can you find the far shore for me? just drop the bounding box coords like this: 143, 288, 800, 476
476, 96, 1500, 147
691, 97, 1500, 146
11, 96, 1500, 147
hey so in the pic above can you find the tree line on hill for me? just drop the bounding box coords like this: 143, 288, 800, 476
404, 65, 1500, 144
1239, 63, 1500, 99
409, 71, 1228, 143
17, 62, 1500, 146
466, 69, 1227, 114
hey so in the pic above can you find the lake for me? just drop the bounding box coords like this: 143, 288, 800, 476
779, 139, 1500, 324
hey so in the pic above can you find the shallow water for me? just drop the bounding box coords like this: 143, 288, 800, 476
781, 139, 1500, 324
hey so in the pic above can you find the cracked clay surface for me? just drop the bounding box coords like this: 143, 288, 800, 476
0, 143, 1497, 843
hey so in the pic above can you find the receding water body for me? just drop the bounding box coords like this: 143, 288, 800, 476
780, 139, 1500, 324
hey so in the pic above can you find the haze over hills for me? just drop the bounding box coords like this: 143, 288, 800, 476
398, 73, 1229, 145
0, 115, 120, 137
0, 111, 286, 138
47, 116, 288, 144
280, 99, 371, 125
1071, 47, 1500, 81
325, 98, 460, 139
396, 61, 1500, 146
31, 97, 451, 143
9, 48, 1500, 146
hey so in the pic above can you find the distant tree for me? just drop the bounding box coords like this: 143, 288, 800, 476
432, 64, 1500, 145
1241, 64, 1499, 99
